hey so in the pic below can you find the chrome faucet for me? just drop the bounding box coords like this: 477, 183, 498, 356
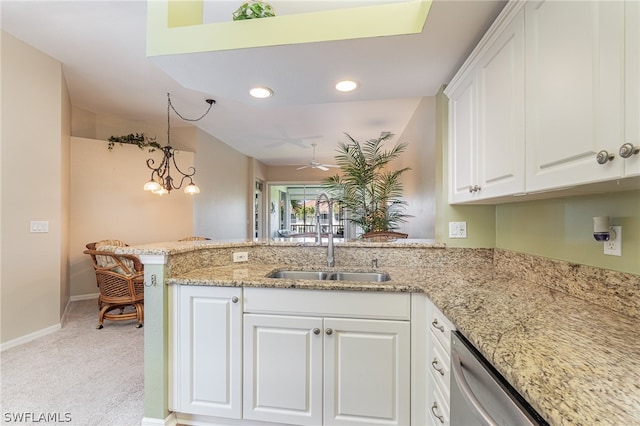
316, 192, 335, 267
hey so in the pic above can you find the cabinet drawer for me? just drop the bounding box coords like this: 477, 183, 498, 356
244, 288, 411, 320
429, 306, 455, 350
429, 333, 451, 396
428, 381, 450, 426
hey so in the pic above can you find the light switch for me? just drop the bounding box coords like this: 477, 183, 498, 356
30, 220, 49, 233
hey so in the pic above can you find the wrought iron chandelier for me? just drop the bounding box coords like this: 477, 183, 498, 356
143, 93, 215, 195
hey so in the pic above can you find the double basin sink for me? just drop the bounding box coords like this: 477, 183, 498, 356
267, 270, 390, 282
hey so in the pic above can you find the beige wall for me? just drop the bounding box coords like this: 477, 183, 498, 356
193, 129, 251, 240
1, 31, 67, 344
69, 137, 195, 297
69, 107, 253, 298
72, 105, 197, 152
60, 69, 71, 317
395, 97, 437, 238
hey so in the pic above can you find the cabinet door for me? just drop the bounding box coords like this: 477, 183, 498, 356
448, 74, 478, 203
323, 318, 410, 426
243, 314, 323, 426
477, 8, 525, 198
175, 285, 242, 418
525, 0, 625, 191
624, 0, 640, 176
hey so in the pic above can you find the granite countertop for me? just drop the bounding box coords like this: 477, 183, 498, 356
115, 238, 445, 256
169, 264, 640, 426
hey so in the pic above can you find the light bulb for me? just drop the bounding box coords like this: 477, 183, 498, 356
153, 187, 169, 196
144, 180, 161, 192
184, 183, 200, 195
249, 86, 273, 98
335, 80, 358, 92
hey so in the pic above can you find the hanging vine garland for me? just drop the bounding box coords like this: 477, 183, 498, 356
107, 133, 161, 152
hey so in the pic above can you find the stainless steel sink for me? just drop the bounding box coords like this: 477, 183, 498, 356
267, 270, 390, 282
268, 271, 330, 280
329, 271, 390, 282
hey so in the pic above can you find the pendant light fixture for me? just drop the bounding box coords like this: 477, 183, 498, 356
144, 93, 215, 195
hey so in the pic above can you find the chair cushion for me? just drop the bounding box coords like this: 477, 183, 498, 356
95, 240, 136, 275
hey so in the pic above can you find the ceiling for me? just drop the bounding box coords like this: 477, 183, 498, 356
1, 0, 506, 167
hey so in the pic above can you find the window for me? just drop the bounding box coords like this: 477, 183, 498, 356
267, 184, 345, 239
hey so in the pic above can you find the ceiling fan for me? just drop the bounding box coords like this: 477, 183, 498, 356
296, 143, 339, 172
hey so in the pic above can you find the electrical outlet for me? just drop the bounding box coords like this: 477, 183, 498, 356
233, 252, 249, 262
604, 226, 622, 256
449, 222, 467, 238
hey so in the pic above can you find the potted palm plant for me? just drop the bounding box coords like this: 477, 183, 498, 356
323, 133, 411, 237
232, 1, 275, 20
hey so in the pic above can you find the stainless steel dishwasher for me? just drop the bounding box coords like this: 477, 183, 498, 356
450, 331, 549, 426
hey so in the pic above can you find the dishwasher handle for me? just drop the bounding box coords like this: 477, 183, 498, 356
451, 350, 499, 426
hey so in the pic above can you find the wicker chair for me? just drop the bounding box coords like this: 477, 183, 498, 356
84, 242, 144, 329
361, 231, 409, 241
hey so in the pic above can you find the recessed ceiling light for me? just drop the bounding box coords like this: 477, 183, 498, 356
250, 86, 273, 98
335, 80, 358, 92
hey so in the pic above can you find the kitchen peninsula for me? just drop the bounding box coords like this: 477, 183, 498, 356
118, 240, 640, 426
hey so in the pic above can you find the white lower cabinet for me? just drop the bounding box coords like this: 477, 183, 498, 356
173, 286, 414, 426
243, 314, 324, 425
425, 298, 456, 426
243, 302, 411, 425
171, 285, 242, 419
325, 317, 410, 426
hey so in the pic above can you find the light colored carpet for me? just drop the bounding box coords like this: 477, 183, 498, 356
1, 299, 144, 425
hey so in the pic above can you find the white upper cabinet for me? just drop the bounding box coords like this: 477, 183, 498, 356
448, 75, 477, 202
477, 9, 526, 198
447, 5, 526, 203
447, 0, 640, 204
525, 0, 625, 191
624, 0, 640, 176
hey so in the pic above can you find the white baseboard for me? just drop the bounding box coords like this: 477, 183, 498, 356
141, 413, 177, 426
0, 323, 61, 352
2, 296, 100, 352
70, 292, 100, 302
61, 298, 72, 325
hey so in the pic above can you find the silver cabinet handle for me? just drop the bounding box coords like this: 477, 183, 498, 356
431, 402, 444, 424
431, 358, 445, 376
619, 143, 640, 158
231, 296, 239, 303
313, 328, 321, 335
325, 328, 333, 335
468, 185, 481, 193
431, 319, 445, 333
596, 150, 615, 164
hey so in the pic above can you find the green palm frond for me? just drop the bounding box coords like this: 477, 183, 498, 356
323, 133, 411, 234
